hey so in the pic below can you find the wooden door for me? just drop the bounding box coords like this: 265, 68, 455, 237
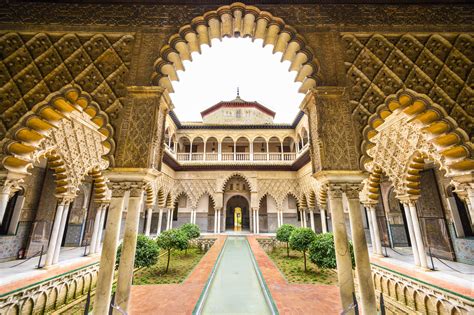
416, 169, 455, 260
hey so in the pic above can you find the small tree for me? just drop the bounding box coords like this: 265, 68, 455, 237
156, 229, 188, 272
116, 234, 160, 269
180, 223, 200, 254
276, 224, 296, 257
289, 227, 316, 272
309, 232, 355, 270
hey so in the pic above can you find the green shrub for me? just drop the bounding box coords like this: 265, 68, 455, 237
116, 234, 160, 269
276, 224, 296, 257
289, 227, 316, 271
309, 232, 355, 270
180, 223, 200, 240
156, 229, 188, 272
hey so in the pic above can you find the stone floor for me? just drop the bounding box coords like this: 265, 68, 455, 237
0, 246, 99, 294
368, 245, 474, 298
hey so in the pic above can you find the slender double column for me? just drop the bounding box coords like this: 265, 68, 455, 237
309, 208, 315, 232
217, 208, 222, 233
252, 208, 259, 234
327, 184, 355, 312
279, 210, 284, 226
0, 185, 11, 226
190, 207, 197, 224
45, 197, 73, 267
115, 186, 145, 313
363, 205, 376, 254
345, 185, 376, 315
320, 206, 328, 233
89, 204, 105, 255
157, 208, 164, 234
94, 205, 108, 254
367, 205, 383, 256
144, 206, 153, 236
93, 188, 127, 315
404, 200, 428, 269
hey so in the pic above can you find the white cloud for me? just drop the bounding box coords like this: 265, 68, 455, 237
169, 37, 304, 123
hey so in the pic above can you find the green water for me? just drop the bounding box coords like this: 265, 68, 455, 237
200, 237, 273, 315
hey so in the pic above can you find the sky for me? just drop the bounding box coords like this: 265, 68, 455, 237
169, 37, 304, 123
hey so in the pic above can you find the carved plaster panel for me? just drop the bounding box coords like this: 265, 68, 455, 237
342, 33, 473, 149
0, 32, 134, 141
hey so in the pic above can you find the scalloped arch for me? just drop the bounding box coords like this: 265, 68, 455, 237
2, 86, 115, 175
361, 89, 473, 175
221, 172, 254, 191
362, 89, 473, 201
151, 2, 321, 94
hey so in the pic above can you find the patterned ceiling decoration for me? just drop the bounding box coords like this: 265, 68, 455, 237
0, 32, 135, 141
342, 33, 473, 154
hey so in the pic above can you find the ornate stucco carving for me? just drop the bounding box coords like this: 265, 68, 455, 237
0, 32, 134, 149
342, 33, 473, 159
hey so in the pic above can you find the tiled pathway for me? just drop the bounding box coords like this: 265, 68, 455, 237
129, 235, 227, 314
247, 236, 342, 315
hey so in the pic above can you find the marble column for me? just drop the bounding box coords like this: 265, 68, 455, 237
94, 205, 108, 254
320, 207, 328, 233
217, 208, 222, 233
214, 208, 218, 233
401, 202, 420, 266
52, 200, 72, 265
280, 210, 284, 226
408, 201, 428, 269
166, 208, 171, 230
277, 209, 281, 227
364, 206, 376, 254
190, 208, 194, 224
368, 206, 383, 256
0, 186, 11, 225
45, 199, 69, 267
328, 185, 355, 312
89, 204, 103, 255
144, 207, 153, 236
157, 208, 163, 234
93, 189, 127, 315
115, 187, 144, 313
346, 187, 376, 315
309, 208, 315, 232
256, 208, 260, 234
169, 208, 174, 229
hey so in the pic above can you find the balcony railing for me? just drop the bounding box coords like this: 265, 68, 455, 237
171, 148, 306, 163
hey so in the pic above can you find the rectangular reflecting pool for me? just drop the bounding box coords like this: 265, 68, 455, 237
197, 237, 276, 315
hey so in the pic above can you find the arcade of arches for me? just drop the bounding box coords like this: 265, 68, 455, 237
0, 1, 473, 315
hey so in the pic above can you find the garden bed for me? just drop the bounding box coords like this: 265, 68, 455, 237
132, 247, 206, 285
258, 239, 337, 285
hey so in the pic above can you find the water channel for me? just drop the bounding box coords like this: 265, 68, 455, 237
196, 237, 277, 315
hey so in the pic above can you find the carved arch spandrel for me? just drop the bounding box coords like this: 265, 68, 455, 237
362, 89, 473, 200
151, 2, 322, 94
1, 86, 112, 197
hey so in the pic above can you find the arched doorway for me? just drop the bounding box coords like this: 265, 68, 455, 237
226, 195, 250, 231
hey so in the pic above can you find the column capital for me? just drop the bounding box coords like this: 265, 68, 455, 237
108, 181, 145, 198
327, 183, 344, 199
343, 183, 362, 200
0, 177, 23, 195
56, 194, 75, 205
397, 195, 419, 206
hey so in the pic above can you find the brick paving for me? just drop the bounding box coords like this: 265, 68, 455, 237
129, 235, 227, 315
247, 236, 342, 315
